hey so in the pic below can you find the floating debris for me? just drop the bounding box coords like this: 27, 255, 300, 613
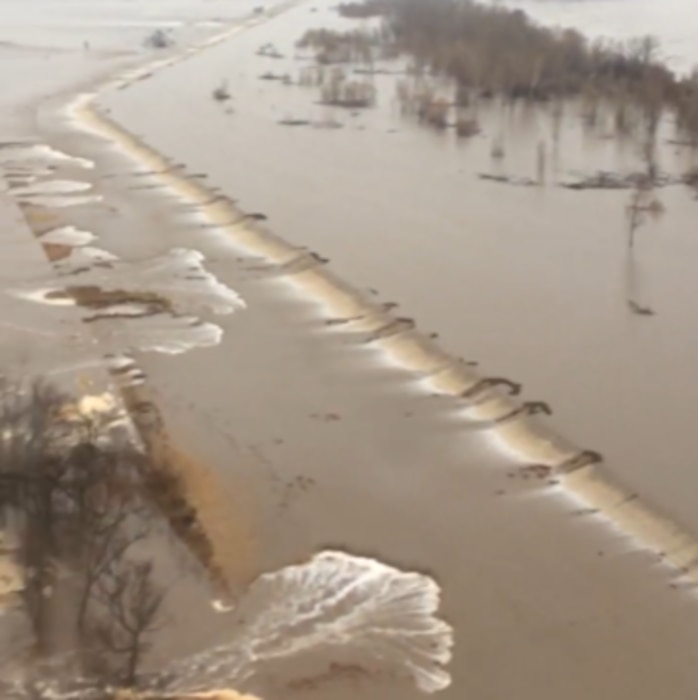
561, 171, 681, 191
278, 118, 311, 127
144, 28, 174, 49
478, 173, 537, 187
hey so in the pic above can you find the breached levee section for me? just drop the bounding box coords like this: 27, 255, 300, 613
64, 18, 698, 585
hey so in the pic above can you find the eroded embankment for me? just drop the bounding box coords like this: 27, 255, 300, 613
56, 7, 698, 587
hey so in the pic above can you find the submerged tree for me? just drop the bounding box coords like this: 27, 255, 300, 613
309, 0, 698, 142
212, 82, 231, 102
87, 560, 166, 686
0, 379, 164, 685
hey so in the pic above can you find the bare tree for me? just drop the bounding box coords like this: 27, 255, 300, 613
0, 379, 162, 681
89, 560, 167, 686
73, 484, 148, 637
625, 176, 664, 251
0, 380, 72, 654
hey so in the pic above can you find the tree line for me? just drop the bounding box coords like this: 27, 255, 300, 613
0, 380, 166, 692
330, 0, 698, 144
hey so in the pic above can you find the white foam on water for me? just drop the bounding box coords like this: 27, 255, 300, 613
86, 302, 154, 318
57, 246, 118, 267
57, 248, 245, 316
98, 315, 224, 355
157, 550, 453, 695
36, 145, 94, 169
13, 193, 102, 209
39, 226, 96, 247
0, 143, 94, 170
13, 245, 242, 356
11, 180, 92, 197
7, 288, 75, 307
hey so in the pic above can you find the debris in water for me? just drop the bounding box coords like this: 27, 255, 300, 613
628, 300, 656, 316
144, 29, 174, 49
478, 173, 537, 187
213, 81, 232, 102
278, 118, 311, 127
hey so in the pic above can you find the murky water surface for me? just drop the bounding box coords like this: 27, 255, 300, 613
92, 0, 698, 533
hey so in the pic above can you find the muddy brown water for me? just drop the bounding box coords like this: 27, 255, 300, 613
85, 0, 698, 535
5, 1, 698, 698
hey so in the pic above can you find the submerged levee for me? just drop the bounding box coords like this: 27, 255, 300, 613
60, 9, 698, 585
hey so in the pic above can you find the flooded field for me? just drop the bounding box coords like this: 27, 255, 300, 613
4, 0, 698, 698
85, 0, 698, 535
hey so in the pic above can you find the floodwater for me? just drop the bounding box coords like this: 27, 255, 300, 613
91, 0, 698, 536
5, 0, 698, 698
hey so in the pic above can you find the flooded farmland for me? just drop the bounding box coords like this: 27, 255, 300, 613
4, 0, 698, 698
85, 0, 698, 533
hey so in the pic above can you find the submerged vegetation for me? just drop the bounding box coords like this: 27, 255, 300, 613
0, 380, 166, 687
293, 0, 698, 320
300, 0, 698, 146
337, 0, 386, 19
212, 81, 231, 102
298, 28, 382, 65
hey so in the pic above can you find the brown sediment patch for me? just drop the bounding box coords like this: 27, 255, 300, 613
21, 206, 79, 261
45, 286, 174, 315
20, 220, 253, 600
40, 241, 72, 261
18, 191, 250, 601
116, 381, 258, 598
